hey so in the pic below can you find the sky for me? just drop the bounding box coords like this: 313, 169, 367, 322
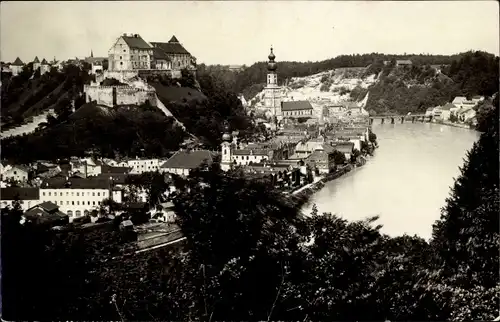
1, 1, 499, 65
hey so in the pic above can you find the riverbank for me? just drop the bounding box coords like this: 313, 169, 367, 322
292, 164, 353, 201
432, 120, 474, 130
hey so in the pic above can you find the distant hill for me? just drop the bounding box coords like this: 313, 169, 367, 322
219, 51, 498, 116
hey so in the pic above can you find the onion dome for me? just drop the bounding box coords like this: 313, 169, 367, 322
267, 47, 277, 72
222, 124, 232, 142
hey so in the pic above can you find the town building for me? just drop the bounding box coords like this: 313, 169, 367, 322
0, 187, 40, 210
108, 33, 154, 71
281, 101, 314, 118
33, 56, 41, 71
107, 33, 195, 74
40, 58, 51, 75
395, 60, 413, 67
439, 103, 454, 121
151, 36, 195, 71
23, 201, 69, 227
306, 147, 336, 174
1, 165, 29, 182
39, 177, 124, 220
10, 57, 24, 76
160, 150, 214, 176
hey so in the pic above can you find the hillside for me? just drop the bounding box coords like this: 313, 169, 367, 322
153, 75, 257, 148
1, 63, 91, 130
1, 102, 187, 164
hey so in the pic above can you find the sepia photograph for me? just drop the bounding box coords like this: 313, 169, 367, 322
0, 0, 499, 320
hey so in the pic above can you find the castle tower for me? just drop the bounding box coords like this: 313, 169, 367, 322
91, 49, 94, 58
220, 123, 233, 172
263, 46, 282, 120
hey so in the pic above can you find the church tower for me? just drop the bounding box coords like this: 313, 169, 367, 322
263, 47, 282, 119
220, 123, 233, 172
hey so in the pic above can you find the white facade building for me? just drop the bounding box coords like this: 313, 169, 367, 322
39, 177, 123, 221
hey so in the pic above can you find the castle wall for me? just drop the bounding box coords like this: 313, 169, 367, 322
84, 85, 156, 107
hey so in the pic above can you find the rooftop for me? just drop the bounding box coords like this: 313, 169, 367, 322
1, 187, 40, 200
281, 100, 313, 112
160, 150, 214, 170
41, 177, 112, 189
121, 34, 152, 50
151, 35, 191, 55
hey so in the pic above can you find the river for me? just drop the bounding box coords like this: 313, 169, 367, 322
303, 122, 480, 240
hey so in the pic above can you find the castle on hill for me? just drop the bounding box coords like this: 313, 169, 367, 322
84, 33, 197, 107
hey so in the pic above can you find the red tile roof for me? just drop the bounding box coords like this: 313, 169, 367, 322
281, 101, 313, 112
160, 150, 213, 169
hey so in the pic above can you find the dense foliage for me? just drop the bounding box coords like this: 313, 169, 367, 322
154, 72, 257, 149
365, 51, 499, 115
3, 100, 499, 320
1, 64, 92, 126
1, 103, 187, 163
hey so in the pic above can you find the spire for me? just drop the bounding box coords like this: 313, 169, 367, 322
91, 49, 94, 58
267, 46, 277, 72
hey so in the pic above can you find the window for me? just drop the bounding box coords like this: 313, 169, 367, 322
123, 49, 126, 52
72, 201, 74, 205
42, 192, 45, 196
97, 192, 100, 196
120, 56, 122, 59
120, 62, 123, 65
48, 192, 51, 196
77, 201, 79, 205
60, 192, 62, 196
93, 201, 95, 205
98, 201, 101, 205
66, 192, 69, 196
13, 171, 17, 175
76, 192, 79, 196
92, 192, 95, 196
88, 201, 90, 205
71, 192, 74, 196
66, 201, 69, 205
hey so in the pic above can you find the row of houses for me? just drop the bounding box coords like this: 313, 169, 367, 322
1, 56, 66, 76
425, 95, 483, 124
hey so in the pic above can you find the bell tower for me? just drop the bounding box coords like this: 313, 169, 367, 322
263, 46, 282, 119
220, 123, 233, 172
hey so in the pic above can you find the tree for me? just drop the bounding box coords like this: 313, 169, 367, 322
431, 102, 499, 318
332, 149, 346, 165
369, 131, 377, 145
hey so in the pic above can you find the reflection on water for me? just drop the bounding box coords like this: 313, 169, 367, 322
303, 123, 479, 240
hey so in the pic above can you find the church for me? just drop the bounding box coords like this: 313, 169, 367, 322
256, 48, 315, 124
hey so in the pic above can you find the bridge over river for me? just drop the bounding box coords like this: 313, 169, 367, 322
369, 114, 434, 125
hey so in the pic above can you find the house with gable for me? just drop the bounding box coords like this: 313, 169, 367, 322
160, 150, 215, 176
439, 103, 454, 121
1, 165, 30, 182
40, 58, 51, 75
151, 35, 196, 71
281, 100, 314, 118
108, 33, 154, 71
10, 57, 24, 76
32, 56, 41, 70
23, 201, 69, 227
